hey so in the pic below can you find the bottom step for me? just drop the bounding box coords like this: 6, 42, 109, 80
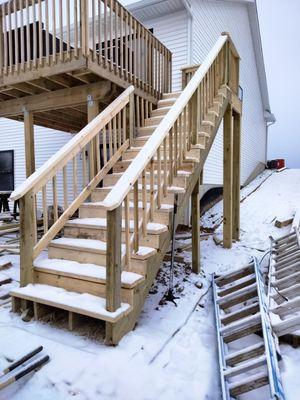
10, 284, 131, 323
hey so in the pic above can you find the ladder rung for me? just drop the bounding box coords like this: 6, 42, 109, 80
221, 302, 259, 325
225, 342, 265, 367
217, 283, 257, 309
220, 312, 261, 337
224, 354, 266, 378
215, 263, 254, 287
218, 274, 256, 297
229, 371, 269, 396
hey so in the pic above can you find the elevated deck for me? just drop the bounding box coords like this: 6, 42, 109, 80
0, 0, 171, 132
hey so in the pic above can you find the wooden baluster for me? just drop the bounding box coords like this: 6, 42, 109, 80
3, 4, 7, 75
174, 119, 178, 176
142, 170, 147, 237
109, 0, 113, 71
38, 0, 42, 66
91, 0, 96, 62
129, 13, 132, 82
141, 98, 145, 127
113, 115, 117, 153
14, 0, 19, 72
122, 107, 126, 143
45, 0, 49, 66
103, 128, 107, 164
157, 148, 161, 209
63, 165, 68, 210
108, 120, 113, 158
66, 0, 70, 60
163, 137, 167, 196
124, 10, 128, 79
129, 92, 134, 145
104, 0, 107, 68
8, 2, 12, 73
118, 111, 122, 147
179, 113, 183, 167
133, 180, 139, 253
114, 1, 118, 75
95, 133, 100, 173
97, 0, 101, 64
120, 5, 123, 77
150, 158, 155, 220
183, 106, 187, 159
74, 0, 78, 58
73, 156, 77, 199
135, 95, 140, 129
52, 0, 56, 64
59, 0, 63, 62
52, 176, 58, 222
124, 196, 130, 268
0, 5, 3, 76
82, 146, 87, 187
32, 0, 37, 68
42, 185, 48, 234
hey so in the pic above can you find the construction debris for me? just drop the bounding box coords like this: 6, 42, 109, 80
275, 217, 293, 229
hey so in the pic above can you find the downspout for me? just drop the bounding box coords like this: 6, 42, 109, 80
181, 0, 193, 64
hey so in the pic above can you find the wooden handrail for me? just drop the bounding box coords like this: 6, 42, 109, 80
10, 85, 134, 201
101, 35, 228, 211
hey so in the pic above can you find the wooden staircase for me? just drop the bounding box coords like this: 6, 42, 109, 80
10, 34, 242, 345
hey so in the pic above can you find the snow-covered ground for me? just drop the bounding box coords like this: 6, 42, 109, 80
0, 169, 300, 399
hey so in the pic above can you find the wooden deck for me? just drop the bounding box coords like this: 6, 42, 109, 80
0, 0, 172, 132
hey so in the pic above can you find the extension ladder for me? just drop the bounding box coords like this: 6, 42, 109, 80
213, 258, 285, 399
268, 227, 300, 337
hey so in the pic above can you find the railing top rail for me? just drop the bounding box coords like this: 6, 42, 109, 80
101, 35, 229, 211
10, 85, 135, 201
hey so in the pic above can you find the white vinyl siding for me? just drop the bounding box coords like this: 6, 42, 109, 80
0, 118, 80, 210
190, 0, 266, 185
141, 11, 188, 92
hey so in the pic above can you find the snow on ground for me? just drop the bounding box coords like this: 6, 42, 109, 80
0, 169, 300, 399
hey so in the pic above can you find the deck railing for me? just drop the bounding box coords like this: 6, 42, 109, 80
101, 34, 240, 312
0, 0, 172, 99
10, 85, 136, 286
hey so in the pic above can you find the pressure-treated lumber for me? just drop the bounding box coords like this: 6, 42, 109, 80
24, 110, 35, 178
223, 104, 233, 248
232, 111, 241, 241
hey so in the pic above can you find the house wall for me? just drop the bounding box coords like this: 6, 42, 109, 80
135, 0, 267, 186
0, 118, 82, 210
142, 11, 189, 92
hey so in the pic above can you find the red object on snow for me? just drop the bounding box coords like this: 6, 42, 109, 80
267, 159, 285, 169
277, 159, 285, 169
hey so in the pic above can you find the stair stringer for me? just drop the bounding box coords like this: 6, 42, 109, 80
105, 90, 231, 345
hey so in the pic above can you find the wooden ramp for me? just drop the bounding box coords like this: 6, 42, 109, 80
213, 259, 285, 400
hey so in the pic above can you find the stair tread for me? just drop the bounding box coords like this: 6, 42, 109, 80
82, 200, 174, 212
49, 237, 157, 259
10, 283, 130, 322
34, 257, 144, 288
66, 217, 168, 234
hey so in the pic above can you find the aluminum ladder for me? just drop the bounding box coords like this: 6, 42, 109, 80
213, 257, 285, 399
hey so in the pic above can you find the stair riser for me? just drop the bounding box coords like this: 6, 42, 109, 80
91, 188, 176, 204
113, 161, 194, 174
162, 92, 181, 100
79, 206, 173, 226
157, 99, 177, 108
48, 246, 107, 266
152, 107, 171, 117
145, 117, 163, 126
64, 225, 168, 250
34, 270, 138, 305
103, 173, 188, 188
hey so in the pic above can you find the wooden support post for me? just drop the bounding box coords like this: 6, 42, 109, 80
24, 109, 35, 178
192, 177, 200, 273
223, 104, 233, 249
20, 190, 37, 286
232, 111, 241, 241
106, 205, 122, 312
80, 0, 88, 57
87, 96, 99, 180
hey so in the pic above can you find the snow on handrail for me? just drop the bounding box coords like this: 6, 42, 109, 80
10, 86, 135, 201
101, 35, 228, 211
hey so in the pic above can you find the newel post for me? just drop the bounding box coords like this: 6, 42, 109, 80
20, 191, 37, 287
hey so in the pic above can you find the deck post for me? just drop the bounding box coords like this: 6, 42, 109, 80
24, 109, 35, 178
20, 190, 36, 287
192, 177, 200, 273
232, 110, 241, 241
87, 96, 99, 179
223, 104, 233, 248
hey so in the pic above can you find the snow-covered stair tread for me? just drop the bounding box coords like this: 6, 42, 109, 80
10, 284, 131, 322
49, 237, 156, 259
34, 257, 144, 288
66, 218, 168, 234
